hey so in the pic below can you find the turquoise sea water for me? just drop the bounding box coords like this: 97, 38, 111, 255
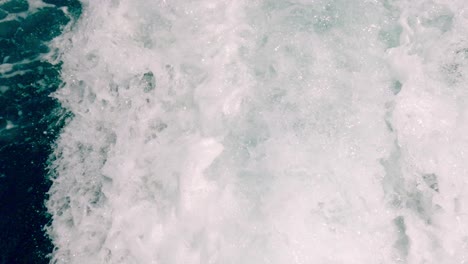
3, 0, 468, 263
0, 0, 80, 263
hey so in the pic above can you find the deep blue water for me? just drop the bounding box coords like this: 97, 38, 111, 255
0, 0, 81, 263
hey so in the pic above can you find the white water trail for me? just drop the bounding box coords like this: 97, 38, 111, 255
47, 0, 468, 263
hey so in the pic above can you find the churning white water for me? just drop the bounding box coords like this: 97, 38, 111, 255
46, 0, 468, 263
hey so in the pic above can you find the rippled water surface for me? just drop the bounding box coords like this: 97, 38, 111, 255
0, 0, 80, 262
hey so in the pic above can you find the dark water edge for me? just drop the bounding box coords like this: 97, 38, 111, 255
0, 0, 81, 263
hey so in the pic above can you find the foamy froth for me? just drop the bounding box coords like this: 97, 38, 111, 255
47, 0, 468, 263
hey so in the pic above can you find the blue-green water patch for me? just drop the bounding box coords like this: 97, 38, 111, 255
0, 0, 81, 263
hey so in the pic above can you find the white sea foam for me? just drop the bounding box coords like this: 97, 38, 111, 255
47, 0, 468, 263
